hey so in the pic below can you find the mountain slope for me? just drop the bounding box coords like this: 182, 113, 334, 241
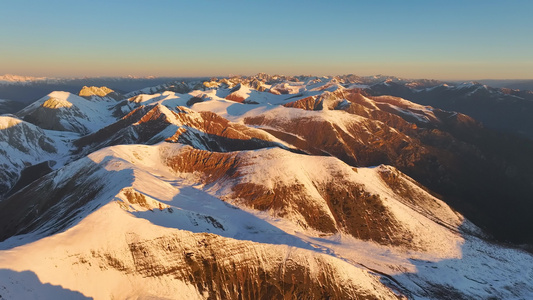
0, 204, 398, 299
0, 143, 409, 299
1, 142, 531, 299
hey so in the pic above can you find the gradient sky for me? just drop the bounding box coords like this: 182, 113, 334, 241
1, 0, 532, 79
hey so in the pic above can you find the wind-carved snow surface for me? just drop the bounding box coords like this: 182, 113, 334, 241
0, 77, 532, 299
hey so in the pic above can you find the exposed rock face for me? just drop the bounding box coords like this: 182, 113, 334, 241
42, 97, 73, 109
0, 160, 108, 241
245, 104, 422, 167
225, 83, 251, 103
79, 86, 114, 97
269, 82, 303, 95
0, 117, 55, 153
283, 96, 322, 110
120, 231, 399, 300
186, 94, 208, 106
0, 200, 401, 299
73, 105, 163, 154
249, 79, 268, 92
21, 97, 85, 132
164, 146, 460, 250
225, 93, 246, 103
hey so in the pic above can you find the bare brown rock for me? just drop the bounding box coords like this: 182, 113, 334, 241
118, 231, 400, 299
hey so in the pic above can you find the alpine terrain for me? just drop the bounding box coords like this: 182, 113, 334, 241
0, 75, 532, 299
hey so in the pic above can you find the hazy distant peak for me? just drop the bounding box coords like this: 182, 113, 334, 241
0, 74, 48, 82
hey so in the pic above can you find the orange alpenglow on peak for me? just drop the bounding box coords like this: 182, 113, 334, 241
78, 86, 115, 97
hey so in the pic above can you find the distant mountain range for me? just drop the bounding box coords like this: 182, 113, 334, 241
477, 79, 533, 91
2, 74, 532, 140
363, 79, 533, 140
0, 75, 208, 106
0, 74, 532, 299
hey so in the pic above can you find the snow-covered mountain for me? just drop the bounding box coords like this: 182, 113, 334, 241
1, 76, 533, 299
16, 90, 119, 134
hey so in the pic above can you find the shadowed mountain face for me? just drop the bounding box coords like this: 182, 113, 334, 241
0, 116, 60, 196
1, 74, 533, 299
364, 80, 533, 140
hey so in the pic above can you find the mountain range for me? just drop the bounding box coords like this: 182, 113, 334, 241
0, 74, 532, 299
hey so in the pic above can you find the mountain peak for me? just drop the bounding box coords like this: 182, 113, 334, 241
0, 115, 22, 130
78, 86, 116, 98
42, 96, 73, 109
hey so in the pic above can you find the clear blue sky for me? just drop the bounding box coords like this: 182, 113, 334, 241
1, 0, 532, 79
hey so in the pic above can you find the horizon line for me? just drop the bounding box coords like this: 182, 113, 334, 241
2, 73, 533, 82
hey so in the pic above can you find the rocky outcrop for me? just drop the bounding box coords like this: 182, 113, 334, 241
119, 231, 399, 300
269, 82, 302, 95
74, 105, 178, 155
224, 83, 249, 103
283, 96, 322, 110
